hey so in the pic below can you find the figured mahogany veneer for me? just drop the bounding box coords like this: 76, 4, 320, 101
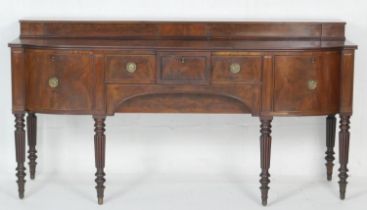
9, 20, 357, 206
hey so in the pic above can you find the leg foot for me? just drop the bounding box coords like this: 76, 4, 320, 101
259, 116, 272, 206
94, 116, 106, 205
338, 114, 351, 200
262, 199, 267, 206
27, 113, 37, 180
325, 115, 336, 181
14, 113, 26, 199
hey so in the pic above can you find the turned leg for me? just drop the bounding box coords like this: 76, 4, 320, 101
27, 113, 37, 180
14, 113, 26, 199
325, 115, 336, 181
338, 114, 351, 200
259, 116, 273, 206
94, 116, 106, 205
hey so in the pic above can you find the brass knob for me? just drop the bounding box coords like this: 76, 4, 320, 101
307, 80, 317, 90
126, 62, 137, 73
230, 63, 241, 74
48, 77, 59, 88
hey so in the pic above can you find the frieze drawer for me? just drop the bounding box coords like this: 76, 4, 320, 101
157, 51, 210, 84
105, 55, 156, 84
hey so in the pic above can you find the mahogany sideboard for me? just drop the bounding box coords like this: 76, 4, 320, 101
9, 20, 357, 206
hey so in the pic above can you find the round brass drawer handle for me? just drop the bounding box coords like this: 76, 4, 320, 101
126, 62, 137, 73
229, 63, 241, 74
48, 77, 59, 88
308, 80, 317, 90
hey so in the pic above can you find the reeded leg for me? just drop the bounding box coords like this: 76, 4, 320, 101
338, 114, 351, 200
94, 116, 106, 205
14, 113, 26, 199
27, 113, 37, 180
259, 116, 273, 206
325, 115, 336, 181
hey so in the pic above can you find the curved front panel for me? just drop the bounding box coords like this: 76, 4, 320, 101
21, 49, 343, 116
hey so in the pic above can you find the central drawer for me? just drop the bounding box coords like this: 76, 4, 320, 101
157, 51, 210, 84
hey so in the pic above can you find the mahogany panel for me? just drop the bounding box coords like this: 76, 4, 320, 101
159, 23, 208, 38
19, 21, 346, 41
209, 22, 322, 40
94, 54, 106, 115
21, 21, 159, 39
11, 48, 25, 112
26, 50, 94, 113
322, 23, 345, 40
339, 49, 355, 114
261, 55, 274, 114
211, 55, 262, 84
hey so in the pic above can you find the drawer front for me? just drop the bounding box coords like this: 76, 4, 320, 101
212, 56, 262, 83
158, 52, 210, 84
107, 84, 260, 114
26, 50, 94, 113
105, 55, 155, 84
273, 53, 340, 114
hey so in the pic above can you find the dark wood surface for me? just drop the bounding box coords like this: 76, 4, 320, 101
325, 115, 336, 181
26, 113, 37, 180
9, 39, 356, 50
259, 116, 273, 206
9, 20, 357, 206
18, 21, 346, 40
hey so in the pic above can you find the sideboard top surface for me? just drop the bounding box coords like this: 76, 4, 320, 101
9, 20, 357, 50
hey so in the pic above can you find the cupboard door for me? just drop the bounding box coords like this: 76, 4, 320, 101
26, 50, 94, 113
273, 53, 340, 114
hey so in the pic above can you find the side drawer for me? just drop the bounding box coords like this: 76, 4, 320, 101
211, 56, 262, 83
105, 55, 156, 84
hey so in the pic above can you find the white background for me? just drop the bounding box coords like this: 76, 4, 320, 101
0, 0, 367, 209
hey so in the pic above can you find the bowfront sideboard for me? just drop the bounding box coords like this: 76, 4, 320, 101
9, 20, 357, 206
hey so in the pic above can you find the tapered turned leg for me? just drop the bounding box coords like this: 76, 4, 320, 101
338, 114, 351, 200
259, 116, 273, 206
27, 113, 37, 180
14, 113, 26, 199
94, 116, 106, 205
325, 115, 336, 181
